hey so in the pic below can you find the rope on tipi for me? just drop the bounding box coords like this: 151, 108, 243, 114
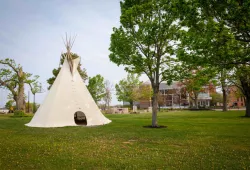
62, 33, 77, 75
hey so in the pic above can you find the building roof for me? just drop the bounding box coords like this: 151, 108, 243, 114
142, 81, 182, 89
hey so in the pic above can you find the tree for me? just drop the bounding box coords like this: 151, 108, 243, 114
5, 100, 14, 110
47, 53, 88, 89
0, 58, 39, 111
115, 74, 141, 109
174, 0, 250, 115
177, 5, 250, 115
25, 103, 37, 113
210, 93, 223, 106
103, 80, 113, 110
234, 66, 250, 116
109, 0, 179, 127
28, 81, 42, 113
196, 0, 250, 44
138, 84, 152, 101
216, 69, 234, 111
87, 74, 105, 103
176, 2, 249, 112
175, 0, 250, 46
180, 68, 215, 109
157, 92, 164, 111
173, 83, 187, 108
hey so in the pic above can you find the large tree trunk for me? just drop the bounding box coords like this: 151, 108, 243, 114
16, 96, 25, 111
193, 92, 199, 109
152, 89, 158, 127
16, 83, 25, 111
129, 101, 133, 109
239, 77, 250, 117
221, 69, 228, 111
245, 98, 250, 117
33, 93, 36, 113
222, 88, 228, 111
194, 97, 198, 109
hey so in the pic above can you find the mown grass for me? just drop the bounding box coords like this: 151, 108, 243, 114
0, 111, 250, 170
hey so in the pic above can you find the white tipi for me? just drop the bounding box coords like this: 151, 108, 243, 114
26, 37, 111, 127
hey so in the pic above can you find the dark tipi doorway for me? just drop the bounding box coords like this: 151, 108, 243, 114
74, 111, 87, 125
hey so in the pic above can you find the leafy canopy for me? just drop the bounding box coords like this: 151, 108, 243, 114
109, 0, 180, 86
87, 74, 106, 103
0, 58, 39, 98
115, 73, 141, 105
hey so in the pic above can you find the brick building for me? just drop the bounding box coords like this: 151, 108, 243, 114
227, 86, 245, 107
139, 81, 213, 109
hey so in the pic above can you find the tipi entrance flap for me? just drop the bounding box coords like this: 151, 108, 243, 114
74, 111, 87, 125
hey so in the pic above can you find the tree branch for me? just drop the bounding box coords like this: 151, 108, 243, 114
0, 78, 17, 97
0, 60, 19, 74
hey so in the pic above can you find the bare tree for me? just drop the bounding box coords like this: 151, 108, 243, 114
103, 80, 113, 110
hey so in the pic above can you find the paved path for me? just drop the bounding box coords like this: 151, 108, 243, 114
213, 108, 246, 111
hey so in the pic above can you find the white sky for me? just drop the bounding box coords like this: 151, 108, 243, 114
0, 0, 149, 107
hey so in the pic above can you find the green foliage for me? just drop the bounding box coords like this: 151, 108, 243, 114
210, 93, 223, 106
175, 0, 250, 114
25, 103, 38, 113
115, 74, 141, 106
87, 74, 105, 103
5, 100, 14, 110
195, 0, 250, 43
110, 0, 180, 126
0, 111, 250, 169
0, 58, 39, 111
0, 59, 39, 92
235, 66, 250, 96
176, 0, 249, 68
176, 0, 250, 116
138, 84, 152, 101
13, 110, 25, 117
110, 0, 179, 79
29, 81, 41, 95
47, 53, 88, 89
179, 67, 216, 108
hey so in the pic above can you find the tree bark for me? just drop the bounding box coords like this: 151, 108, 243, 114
194, 97, 198, 109
129, 101, 133, 109
193, 92, 199, 109
16, 83, 25, 111
221, 69, 228, 111
239, 77, 250, 117
33, 93, 36, 113
222, 88, 228, 111
152, 88, 158, 127
245, 98, 250, 117
245, 97, 250, 117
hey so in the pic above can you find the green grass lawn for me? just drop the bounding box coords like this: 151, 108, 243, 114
0, 111, 250, 170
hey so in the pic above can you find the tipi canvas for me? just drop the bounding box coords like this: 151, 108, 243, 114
26, 39, 111, 127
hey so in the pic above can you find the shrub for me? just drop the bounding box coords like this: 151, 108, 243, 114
13, 110, 25, 117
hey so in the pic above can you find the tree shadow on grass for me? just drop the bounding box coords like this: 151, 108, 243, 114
143, 125, 167, 129
239, 116, 250, 118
